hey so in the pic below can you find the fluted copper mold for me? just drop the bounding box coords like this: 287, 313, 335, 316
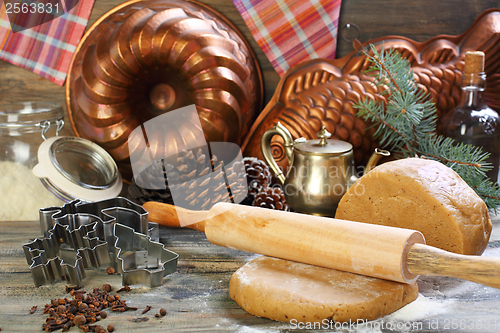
66, 0, 263, 181
241, 8, 500, 172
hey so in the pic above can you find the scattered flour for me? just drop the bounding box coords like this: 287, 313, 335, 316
334, 294, 455, 333
385, 293, 455, 322
0, 161, 63, 221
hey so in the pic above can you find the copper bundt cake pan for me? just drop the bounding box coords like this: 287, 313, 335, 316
66, 0, 263, 181
241, 8, 500, 173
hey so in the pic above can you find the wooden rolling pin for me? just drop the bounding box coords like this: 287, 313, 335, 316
143, 201, 500, 289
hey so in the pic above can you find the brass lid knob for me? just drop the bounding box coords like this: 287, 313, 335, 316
317, 126, 332, 146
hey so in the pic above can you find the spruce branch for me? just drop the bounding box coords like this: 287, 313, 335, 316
355, 45, 500, 210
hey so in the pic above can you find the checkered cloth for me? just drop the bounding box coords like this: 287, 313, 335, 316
0, 1, 95, 86
232, 0, 342, 76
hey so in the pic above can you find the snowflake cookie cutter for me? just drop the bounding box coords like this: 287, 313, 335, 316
23, 217, 110, 287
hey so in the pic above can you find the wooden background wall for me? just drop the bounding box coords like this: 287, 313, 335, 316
1, 0, 499, 137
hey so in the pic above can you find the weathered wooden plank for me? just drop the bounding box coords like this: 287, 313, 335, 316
1, 217, 500, 332
337, 0, 500, 57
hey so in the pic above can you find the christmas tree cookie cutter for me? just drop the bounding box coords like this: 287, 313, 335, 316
113, 223, 179, 287
23, 197, 178, 287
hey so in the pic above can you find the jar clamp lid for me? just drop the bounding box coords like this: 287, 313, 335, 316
33, 136, 123, 202
0, 101, 64, 138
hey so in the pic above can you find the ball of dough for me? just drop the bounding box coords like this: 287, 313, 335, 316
229, 256, 418, 324
335, 157, 492, 255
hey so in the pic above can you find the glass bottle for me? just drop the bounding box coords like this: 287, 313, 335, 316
438, 51, 500, 184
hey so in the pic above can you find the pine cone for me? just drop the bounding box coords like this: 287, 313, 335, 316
128, 148, 248, 210
243, 157, 272, 196
127, 181, 174, 205
127, 160, 173, 205
253, 186, 289, 211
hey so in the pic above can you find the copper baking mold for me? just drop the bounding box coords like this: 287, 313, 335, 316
66, 0, 263, 181
241, 8, 500, 171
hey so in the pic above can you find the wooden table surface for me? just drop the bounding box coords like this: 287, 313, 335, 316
1, 214, 500, 332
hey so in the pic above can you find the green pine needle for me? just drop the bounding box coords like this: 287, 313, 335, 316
354, 45, 500, 211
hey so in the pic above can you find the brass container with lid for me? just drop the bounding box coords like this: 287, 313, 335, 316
261, 122, 388, 216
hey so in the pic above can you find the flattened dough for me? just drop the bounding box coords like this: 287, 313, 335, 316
335, 158, 492, 255
229, 256, 418, 324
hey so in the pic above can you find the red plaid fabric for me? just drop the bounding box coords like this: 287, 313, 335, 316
232, 0, 342, 76
0, 1, 95, 86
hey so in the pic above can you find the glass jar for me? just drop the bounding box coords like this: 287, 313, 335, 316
0, 102, 67, 168
0, 102, 68, 221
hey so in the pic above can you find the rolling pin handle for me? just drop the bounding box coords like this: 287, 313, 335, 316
143, 201, 207, 232
407, 243, 500, 289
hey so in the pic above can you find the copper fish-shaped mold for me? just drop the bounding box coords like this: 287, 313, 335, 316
241, 8, 500, 171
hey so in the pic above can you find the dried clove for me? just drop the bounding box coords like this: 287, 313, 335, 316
106, 267, 116, 274
73, 314, 86, 326
155, 308, 167, 317
142, 305, 152, 314
30, 305, 38, 314
116, 285, 130, 293
40, 285, 138, 332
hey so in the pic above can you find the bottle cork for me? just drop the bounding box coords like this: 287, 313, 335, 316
464, 51, 485, 74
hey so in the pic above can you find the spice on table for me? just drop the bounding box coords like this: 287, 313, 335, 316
30, 305, 38, 314
142, 305, 152, 314
116, 286, 130, 293
70, 289, 86, 297
107, 324, 115, 332
102, 284, 112, 293
111, 303, 137, 312
106, 267, 116, 275
73, 314, 86, 326
40, 285, 137, 332
155, 308, 167, 317
93, 325, 106, 333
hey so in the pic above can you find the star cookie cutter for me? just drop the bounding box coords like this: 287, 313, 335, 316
23, 197, 177, 287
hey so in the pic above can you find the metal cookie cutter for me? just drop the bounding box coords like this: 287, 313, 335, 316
23, 217, 110, 287
23, 197, 178, 287
114, 223, 178, 287
39, 197, 159, 246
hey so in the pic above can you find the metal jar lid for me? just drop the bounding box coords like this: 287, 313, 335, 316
293, 127, 353, 155
33, 136, 123, 202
